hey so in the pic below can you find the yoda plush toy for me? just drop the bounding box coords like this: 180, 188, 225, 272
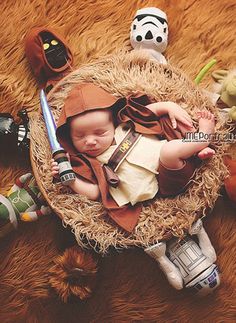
0, 173, 50, 239
212, 69, 236, 120
212, 69, 236, 203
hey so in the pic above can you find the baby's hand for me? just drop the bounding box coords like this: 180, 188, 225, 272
167, 103, 193, 129
51, 159, 60, 179
50, 153, 70, 179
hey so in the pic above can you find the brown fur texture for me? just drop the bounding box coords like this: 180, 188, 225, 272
0, 0, 236, 322
49, 245, 98, 302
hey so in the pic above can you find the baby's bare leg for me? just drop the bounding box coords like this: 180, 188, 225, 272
160, 111, 215, 169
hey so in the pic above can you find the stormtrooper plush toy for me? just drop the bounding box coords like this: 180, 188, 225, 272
130, 7, 168, 64
145, 219, 220, 296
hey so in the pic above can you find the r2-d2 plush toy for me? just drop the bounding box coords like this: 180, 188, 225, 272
145, 219, 220, 296
130, 7, 168, 64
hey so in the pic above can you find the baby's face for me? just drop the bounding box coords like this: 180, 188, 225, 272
70, 109, 115, 157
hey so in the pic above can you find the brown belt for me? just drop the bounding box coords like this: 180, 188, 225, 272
103, 127, 142, 187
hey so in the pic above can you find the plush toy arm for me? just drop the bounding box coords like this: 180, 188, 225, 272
226, 81, 236, 96
189, 219, 217, 262
146, 49, 167, 64
228, 106, 236, 121
7, 173, 33, 196
20, 205, 51, 222
212, 69, 229, 83
145, 242, 183, 290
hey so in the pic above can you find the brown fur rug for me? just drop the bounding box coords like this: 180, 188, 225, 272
0, 0, 236, 322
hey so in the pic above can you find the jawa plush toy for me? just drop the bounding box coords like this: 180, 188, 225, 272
0, 109, 30, 157
145, 219, 220, 296
130, 7, 168, 64
212, 69, 236, 203
25, 27, 73, 93
0, 173, 50, 239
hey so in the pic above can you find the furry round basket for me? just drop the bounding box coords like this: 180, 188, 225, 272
30, 51, 229, 254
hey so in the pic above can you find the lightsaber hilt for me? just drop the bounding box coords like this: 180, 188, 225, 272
52, 149, 76, 185
40, 90, 76, 186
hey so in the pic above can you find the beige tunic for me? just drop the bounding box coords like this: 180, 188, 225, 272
96, 124, 167, 206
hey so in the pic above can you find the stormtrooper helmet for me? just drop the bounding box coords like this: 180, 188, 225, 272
186, 264, 221, 296
130, 7, 168, 53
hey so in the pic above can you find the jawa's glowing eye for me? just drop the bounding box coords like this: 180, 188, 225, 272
43, 43, 50, 50
51, 39, 58, 46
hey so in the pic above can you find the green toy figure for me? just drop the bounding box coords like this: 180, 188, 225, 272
211, 69, 236, 204
0, 173, 50, 239
212, 69, 236, 120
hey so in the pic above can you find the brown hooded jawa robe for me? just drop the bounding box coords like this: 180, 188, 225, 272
56, 83, 191, 232
24, 27, 73, 90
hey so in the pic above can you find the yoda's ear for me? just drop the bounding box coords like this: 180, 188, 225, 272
212, 69, 229, 82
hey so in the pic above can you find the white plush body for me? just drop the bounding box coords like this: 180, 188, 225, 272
145, 219, 220, 296
130, 7, 168, 64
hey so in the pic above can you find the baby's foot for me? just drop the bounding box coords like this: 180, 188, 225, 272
198, 147, 215, 160
197, 110, 215, 137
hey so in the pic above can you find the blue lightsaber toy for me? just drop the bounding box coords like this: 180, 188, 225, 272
40, 89, 76, 185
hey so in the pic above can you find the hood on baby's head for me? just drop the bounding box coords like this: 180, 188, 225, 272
56, 83, 119, 154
